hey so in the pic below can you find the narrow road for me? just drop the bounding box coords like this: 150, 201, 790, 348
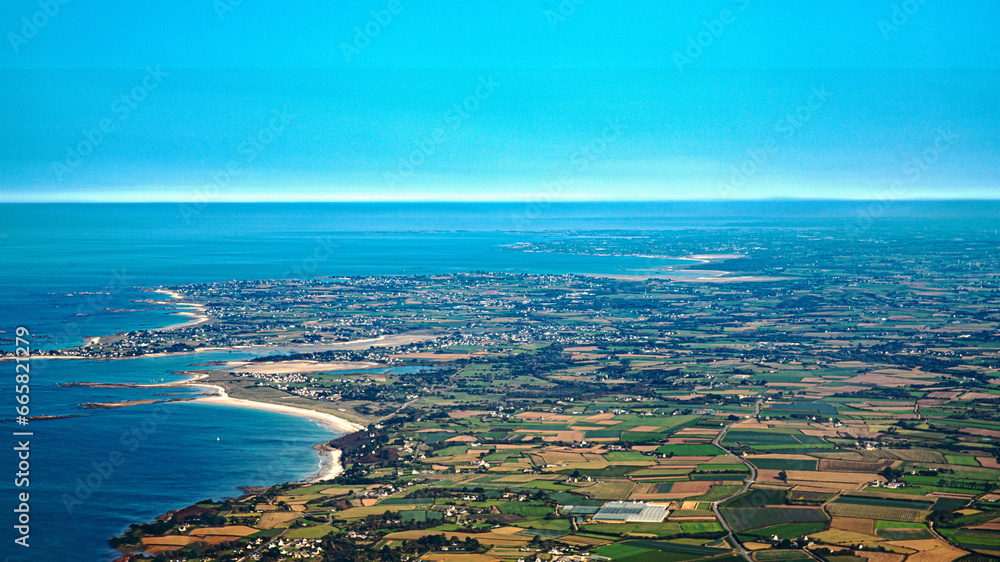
710, 400, 761, 562
237, 528, 287, 562
927, 521, 951, 547
378, 397, 417, 423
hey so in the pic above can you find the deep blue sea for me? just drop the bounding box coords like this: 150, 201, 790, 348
1, 201, 999, 560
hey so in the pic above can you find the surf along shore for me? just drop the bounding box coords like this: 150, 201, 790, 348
150, 288, 212, 331
56, 360, 372, 483
188, 380, 364, 482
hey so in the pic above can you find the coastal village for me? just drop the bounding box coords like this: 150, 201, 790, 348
29, 231, 999, 562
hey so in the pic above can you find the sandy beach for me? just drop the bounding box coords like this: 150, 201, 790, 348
584, 271, 789, 283
682, 253, 747, 264
152, 288, 211, 331
155, 310, 210, 330
578, 254, 754, 282
190, 381, 364, 482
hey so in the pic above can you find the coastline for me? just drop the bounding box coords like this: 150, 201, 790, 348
3, 332, 439, 362
0, 345, 239, 361
151, 288, 211, 331
188, 381, 364, 482
583, 272, 791, 282
578, 253, 790, 282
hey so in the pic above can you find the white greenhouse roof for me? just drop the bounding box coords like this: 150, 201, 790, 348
592, 501, 669, 523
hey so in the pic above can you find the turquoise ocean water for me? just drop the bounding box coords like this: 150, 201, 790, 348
1, 201, 998, 560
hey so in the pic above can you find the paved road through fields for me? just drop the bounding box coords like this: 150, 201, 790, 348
711, 400, 762, 562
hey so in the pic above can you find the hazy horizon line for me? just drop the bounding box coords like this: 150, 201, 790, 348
4, 197, 1000, 204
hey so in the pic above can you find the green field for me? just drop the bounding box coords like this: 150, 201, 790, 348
620, 540, 730, 555
283, 525, 337, 538
692, 485, 743, 502
721, 507, 828, 533
940, 528, 1000, 549
520, 479, 573, 491
593, 543, 656, 560
749, 458, 817, 471
581, 522, 683, 538
834, 495, 934, 510
497, 502, 554, 517
378, 497, 433, 505
787, 490, 836, 504
580, 480, 637, 500
616, 551, 704, 562
655, 444, 724, 456
680, 521, 723, 533
874, 520, 927, 529
549, 492, 603, 506
945, 455, 982, 466
690, 473, 747, 481
432, 445, 469, 456
876, 528, 934, 540
722, 431, 802, 446
621, 432, 663, 443
633, 469, 695, 477
513, 518, 571, 531
739, 522, 827, 540
400, 510, 444, 523
723, 487, 788, 509
604, 451, 654, 462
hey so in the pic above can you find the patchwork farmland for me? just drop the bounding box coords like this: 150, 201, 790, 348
102, 228, 1000, 562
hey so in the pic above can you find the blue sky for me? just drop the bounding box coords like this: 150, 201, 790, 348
1, 0, 998, 201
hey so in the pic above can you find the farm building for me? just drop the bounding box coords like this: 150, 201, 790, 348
592, 501, 669, 523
